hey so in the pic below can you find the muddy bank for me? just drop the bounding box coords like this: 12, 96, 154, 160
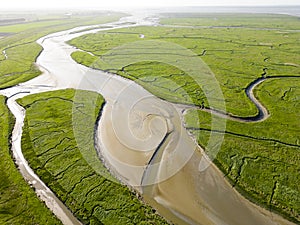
0, 87, 82, 225
0, 11, 296, 225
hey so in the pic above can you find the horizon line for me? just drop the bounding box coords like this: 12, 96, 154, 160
1, 4, 300, 11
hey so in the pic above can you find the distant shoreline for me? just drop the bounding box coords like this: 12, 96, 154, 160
146, 6, 300, 17
0, 6, 300, 18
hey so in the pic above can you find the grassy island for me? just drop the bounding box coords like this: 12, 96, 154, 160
69, 13, 300, 223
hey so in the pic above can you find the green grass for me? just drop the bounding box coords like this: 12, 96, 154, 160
0, 12, 125, 89
0, 19, 75, 33
160, 13, 300, 30
18, 89, 168, 225
184, 78, 300, 223
0, 95, 62, 225
68, 14, 300, 223
0, 42, 42, 88
186, 78, 300, 145
69, 15, 300, 117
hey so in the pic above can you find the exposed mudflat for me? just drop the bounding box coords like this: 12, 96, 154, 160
0, 12, 296, 225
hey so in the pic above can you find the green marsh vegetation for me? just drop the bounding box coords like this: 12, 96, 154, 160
69, 14, 300, 223
160, 13, 300, 30
18, 89, 168, 224
69, 15, 300, 117
0, 11, 125, 89
0, 95, 61, 224
0, 10, 207, 225
185, 78, 300, 223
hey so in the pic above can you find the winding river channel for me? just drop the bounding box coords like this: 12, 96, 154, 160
0, 12, 296, 225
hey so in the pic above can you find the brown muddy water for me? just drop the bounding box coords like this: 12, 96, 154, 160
0, 11, 296, 225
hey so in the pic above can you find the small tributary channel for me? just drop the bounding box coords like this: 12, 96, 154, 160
0, 12, 296, 225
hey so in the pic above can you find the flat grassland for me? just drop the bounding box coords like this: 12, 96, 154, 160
69, 14, 300, 223
0, 95, 62, 224
185, 78, 300, 223
0, 12, 125, 89
0, 10, 173, 225
18, 89, 168, 224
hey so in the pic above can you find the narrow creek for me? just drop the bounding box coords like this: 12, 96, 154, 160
0, 12, 296, 225
179, 76, 270, 123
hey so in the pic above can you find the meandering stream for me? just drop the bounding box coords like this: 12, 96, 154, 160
0, 12, 296, 225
